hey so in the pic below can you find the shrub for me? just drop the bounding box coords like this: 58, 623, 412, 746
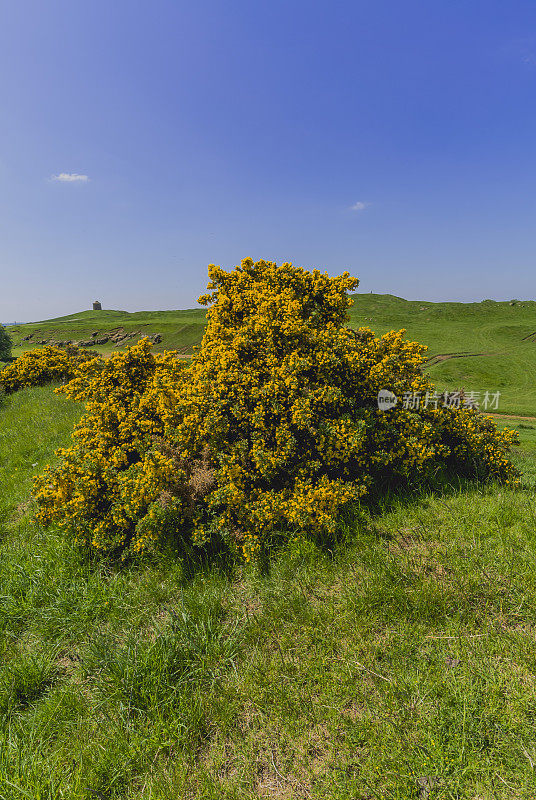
0, 324, 12, 362
0, 345, 98, 393
33, 341, 192, 555
33, 259, 519, 560
173, 259, 519, 558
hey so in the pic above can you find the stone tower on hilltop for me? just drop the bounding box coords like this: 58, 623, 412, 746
93, 300, 102, 311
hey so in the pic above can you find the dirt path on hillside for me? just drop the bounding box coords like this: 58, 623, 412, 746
425, 352, 496, 365
488, 413, 536, 422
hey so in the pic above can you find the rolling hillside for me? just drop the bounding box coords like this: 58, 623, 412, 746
5, 294, 536, 415
6, 308, 207, 357
347, 295, 536, 417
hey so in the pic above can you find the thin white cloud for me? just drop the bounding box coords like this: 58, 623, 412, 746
350, 201, 369, 211
501, 37, 536, 66
51, 173, 90, 183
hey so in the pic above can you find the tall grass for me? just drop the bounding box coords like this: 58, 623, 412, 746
1, 387, 536, 797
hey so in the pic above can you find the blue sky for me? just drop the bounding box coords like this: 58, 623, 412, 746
2, 0, 536, 321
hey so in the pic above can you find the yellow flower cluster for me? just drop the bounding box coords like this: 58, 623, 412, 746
0, 345, 97, 393
33, 341, 190, 555
176, 258, 519, 559
32, 258, 519, 560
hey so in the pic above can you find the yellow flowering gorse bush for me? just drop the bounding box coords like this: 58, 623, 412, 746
0, 345, 97, 393
173, 259, 519, 558
33, 342, 192, 555
33, 259, 519, 560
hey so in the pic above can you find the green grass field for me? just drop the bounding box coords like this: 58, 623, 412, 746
5, 293, 536, 415
5, 308, 207, 359
347, 295, 536, 417
2, 386, 536, 798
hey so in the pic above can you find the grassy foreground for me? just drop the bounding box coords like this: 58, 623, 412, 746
6, 293, 536, 414
1, 389, 536, 798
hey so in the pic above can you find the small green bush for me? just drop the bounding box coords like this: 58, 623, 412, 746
0, 324, 12, 362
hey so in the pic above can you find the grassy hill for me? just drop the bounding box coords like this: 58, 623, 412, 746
347, 295, 536, 417
2, 296, 536, 796
6, 308, 207, 358
5, 293, 536, 415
